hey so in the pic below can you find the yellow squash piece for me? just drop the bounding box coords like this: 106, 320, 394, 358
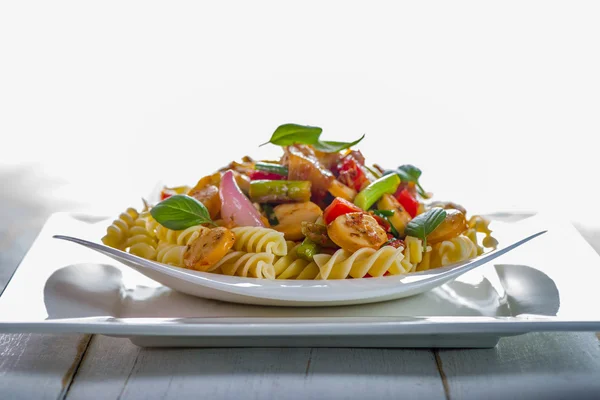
376, 194, 412, 236
327, 212, 387, 253
272, 202, 322, 240
184, 227, 235, 271
427, 209, 468, 244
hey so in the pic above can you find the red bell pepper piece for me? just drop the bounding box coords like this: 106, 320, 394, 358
249, 170, 286, 181
335, 155, 368, 192
323, 197, 363, 224
395, 188, 419, 218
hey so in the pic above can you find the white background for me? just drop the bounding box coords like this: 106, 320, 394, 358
1, 1, 599, 242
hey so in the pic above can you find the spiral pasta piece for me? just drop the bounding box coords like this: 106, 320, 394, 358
125, 215, 158, 260
154, 224, 210, 246
155, 241, 187, 267
273, 242, 320, 279
214, 251, 276, 279
400, 236, 424, 273
101, 207, 139, 249
421, 235, 478, 269
313, 246, 407, 280
231, 227, 287, 256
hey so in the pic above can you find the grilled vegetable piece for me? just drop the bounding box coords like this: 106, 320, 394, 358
328, 179, 357, 202
427, 209, 468, 244
301, 221, 337, 247
395, 189, 419, 218
254, 162, 288, 176
296, 238, 320, 261
189, 172, 222, 193
323, 197, 363, 225
272, 201, 323, 240
249, 180, 312, 203
284, 145, 334, 199
327, 212, 387, 253
354, 174, 401, 211
188, 184, 221, 219
184, 227, 235, 271
377, 194, 412, 236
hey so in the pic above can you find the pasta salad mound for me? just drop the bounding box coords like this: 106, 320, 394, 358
102, 124, 497, 280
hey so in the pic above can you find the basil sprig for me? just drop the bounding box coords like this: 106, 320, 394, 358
404, 207, 447, 249
261, 123, 365, 153
150, 194, 216, 230
384, 164, 429, 198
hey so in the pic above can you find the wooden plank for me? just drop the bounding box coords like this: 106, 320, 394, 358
0, 166, 94, 399
66, 336, 446, 400
0, 333, 91, 400
437, 332, 600, 400
63, 335, 141, 400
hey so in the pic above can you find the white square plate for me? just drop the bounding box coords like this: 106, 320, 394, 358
1, 212, 600, 348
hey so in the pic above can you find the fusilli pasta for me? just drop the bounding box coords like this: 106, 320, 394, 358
155, 241, 187, 267
154, 223, 210, 246
420, 235, 478, 270
313, 246, 407, 279
214, 251, 276, 279
273, 241, 320, 279
124, 215, 158, 260
101, 207, 139, 249
400, 236, 424, 273
231, 227, 287, 256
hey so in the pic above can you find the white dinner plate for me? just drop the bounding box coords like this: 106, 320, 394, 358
1, 211, 600, 348
52, 228, 545, 307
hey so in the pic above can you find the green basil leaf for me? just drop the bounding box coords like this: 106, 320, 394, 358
260, 124, 323, 147
150, 194, 215, 230
312, 134, 365, 153
405, 208, 447, 247
397, 164, 422, 181
261, 123, 365, 153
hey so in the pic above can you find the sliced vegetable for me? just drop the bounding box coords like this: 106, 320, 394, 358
219, 170, 265, 227
395, 189, 419, 218
249, 180, 312, 203
335, 155, 369, 192
404, 207, 447, 249
150, 194, 216, 230
285, 145, 334, 199
377, 194, 412, 236
188, 184, 221, 219
296, 238, 320, 261
189, 172, 221, 194
327, 212, 388, 253
354, 173, 401, 211
249, 170, 287, 181
323, 197, 363, 225
272, 202, 323, 240
301, 221, 336, 247
327, 180, 357, 202
184, 227, 236, 271
254, 162, 288, 176
427, 209, 468, 244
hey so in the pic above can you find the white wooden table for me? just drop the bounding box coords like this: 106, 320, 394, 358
2, 168, 600, 400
